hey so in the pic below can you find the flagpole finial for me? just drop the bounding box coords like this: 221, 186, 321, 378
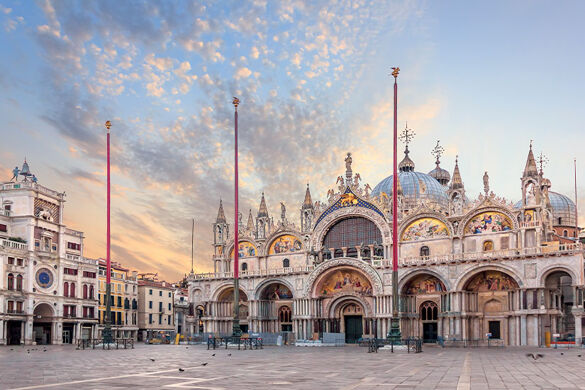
391, 67, 400, 79
105, 120, 112, 133
232, 97, 240, 111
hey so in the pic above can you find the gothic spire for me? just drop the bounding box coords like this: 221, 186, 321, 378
258, 192, 269, 218
302, 183, 313, 209
523, 141, 538, 178
246, 209, 254, 231
450, 156, 464, 190
216, 199, 226, 223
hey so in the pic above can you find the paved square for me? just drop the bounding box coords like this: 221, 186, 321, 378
2, 344, 585, 389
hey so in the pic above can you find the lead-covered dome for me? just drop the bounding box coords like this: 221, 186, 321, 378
371, 171, 449, 208
514, 191, 576, 226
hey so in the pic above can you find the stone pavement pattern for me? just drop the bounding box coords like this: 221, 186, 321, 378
1, 345, 585, 389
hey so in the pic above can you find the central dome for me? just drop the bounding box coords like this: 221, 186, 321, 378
371, 171, 449, 208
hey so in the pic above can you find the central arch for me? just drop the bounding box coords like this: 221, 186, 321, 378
255, 280, 295, 333
33, 303, 54, 345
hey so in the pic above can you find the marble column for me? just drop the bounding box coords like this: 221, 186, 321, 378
574, 314, 583, 346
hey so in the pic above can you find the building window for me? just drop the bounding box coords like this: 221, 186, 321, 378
89, 285, 94, 299
149, 314, 153, 324
563, 230, 568, 237
70, 282, 76, 297
0, 224, 7, 232
168, 292, 171, 298
67, 242, 81, 250
83, 271, 96, 278
168, 302, 171, 311
322, 217, 383, 253
420, 246, 430, 257
64, 268, 78, 276
83, 284, 88, 299
7, 273, 14, 290
159, 291, 162, 297
278, 306, 292, 323
241, 262, 248, 271
16, 274, 23, 291
149, 301, 153, 309
283, 258, 290, 268
117, 296, 122, 307
149, 289, 153, 295
17, 258, 23, 266
159, 302, 163, 312
132, 299, 137, 310
8, 257, 14, 265
124, 298, 130, 309
16, 301, 23, 313
158, 314, 162, 324
7, 300, 14, 313
64, 281, 69, 297
168, 315, 171, 324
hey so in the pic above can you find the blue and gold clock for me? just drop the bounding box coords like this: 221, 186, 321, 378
36, 268, 53, 289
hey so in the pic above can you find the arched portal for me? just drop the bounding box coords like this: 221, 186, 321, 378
544, 270, 574, 341
400, 273, 446, 341
312, 266, 375, 342
257, 282, 294, 333
217, 288, 249, 334
463, 270, 519, 342
33, 303, 54, 345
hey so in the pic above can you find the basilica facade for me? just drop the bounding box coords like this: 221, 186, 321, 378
188, 142, 583, 346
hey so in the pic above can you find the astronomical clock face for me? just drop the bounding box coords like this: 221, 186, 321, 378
36, 268, 54, 289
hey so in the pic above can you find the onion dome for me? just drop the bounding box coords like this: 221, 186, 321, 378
429, 165, 450, 186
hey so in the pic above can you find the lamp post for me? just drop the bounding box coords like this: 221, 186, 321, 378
232, 97, 242, 337
103, 120, 113, 343
388, 67, 402, 341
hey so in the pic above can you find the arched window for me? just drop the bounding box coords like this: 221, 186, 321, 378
283, 258, 290, 268
483, 240, 494, 252
124, 298, 130, 309
89, 285, 94, 299
241, 262, 248, 272
70, 282, 76, 298
132, 299, 137, 310
420, 301, 438, 321
83, 284, 88, 299
420, 246, 430, 257
7, 273, 14, 290
278, 306, 292, 323
323, 217, 383, 256
563, 230, 568, 237
16, 274, 23, 291
64, 281, 69, 297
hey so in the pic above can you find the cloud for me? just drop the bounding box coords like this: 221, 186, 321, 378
234, 67, 252, 79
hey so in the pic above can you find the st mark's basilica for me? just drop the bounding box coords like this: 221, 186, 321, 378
188, 138, 583, 346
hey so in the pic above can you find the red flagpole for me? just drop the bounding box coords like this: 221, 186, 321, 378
103, 120, 112, 342
232, 97, 241, 336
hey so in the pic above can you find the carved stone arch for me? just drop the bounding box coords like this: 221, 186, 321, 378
261, 230, 304, 257
455, 264, 523, 291
398, 212, 454, 242
211, 283, 250, 301
538, 265, 577, 287
33, 302, 55, 315
303, 258, 384, 298
399, 268, 451, 293
253, 278, 296, 300
459, 206, 519, 236
326, 293, 373, 318
310, 207, 390, 251
190, 288, 204, 304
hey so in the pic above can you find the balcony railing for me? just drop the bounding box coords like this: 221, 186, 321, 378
1, 239, 28, 251
190, 243, 583, 281
0, 181, 63, 199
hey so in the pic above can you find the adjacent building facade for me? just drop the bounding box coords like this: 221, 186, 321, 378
137, 277, 175, 340
97, 259, 139, 340
189, 143, 584, 346
0, 161, 99, 345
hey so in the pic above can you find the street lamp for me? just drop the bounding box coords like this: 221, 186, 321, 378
232, 97, 242, 337
103, 120, 113, 343
388, 68, 402, 341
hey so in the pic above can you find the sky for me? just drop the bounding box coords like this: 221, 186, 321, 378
0, 0, 584, 281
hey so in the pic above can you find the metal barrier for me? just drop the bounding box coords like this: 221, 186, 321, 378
366, 338, 423, 353
438, 337, 504, 348
77, 338, 134, 350
207, 336, 263, 350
